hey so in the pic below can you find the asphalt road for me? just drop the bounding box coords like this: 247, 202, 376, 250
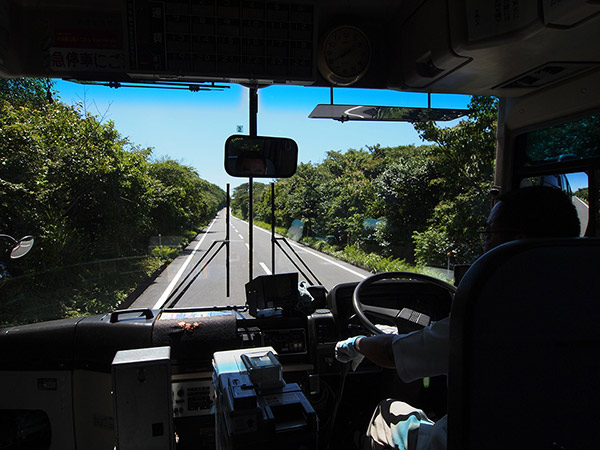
130, 209, 371, 309
573, 196, 589, 235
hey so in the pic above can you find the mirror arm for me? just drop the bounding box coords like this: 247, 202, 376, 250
249, 87, 258, 137
0, 234, 18, 245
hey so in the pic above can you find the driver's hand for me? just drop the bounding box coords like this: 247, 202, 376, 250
335, 336, 365, 371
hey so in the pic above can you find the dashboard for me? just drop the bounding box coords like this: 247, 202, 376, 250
0, 278, 453, 450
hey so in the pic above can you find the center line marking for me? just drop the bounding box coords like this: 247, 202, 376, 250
259, 262, 272, 275
251, 222, 367, 278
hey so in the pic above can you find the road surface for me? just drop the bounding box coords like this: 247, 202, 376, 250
130, 209, 371, 309
573, 196, 589, 235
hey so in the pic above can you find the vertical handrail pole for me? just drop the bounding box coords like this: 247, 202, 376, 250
226, 183, 230, 297
271, 182, 275, 273
248, 86, 258, 282
249, 177, 254, 282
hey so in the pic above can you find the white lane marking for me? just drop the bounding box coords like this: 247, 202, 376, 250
289, 242, 368, 279
574, 196, 589, 209
245, 243, 250, 249
238, 233, 244, 239
252, 223, 367, 279
254, 225, 282, 237
153, 217, 218, 309
259, 262, 272, 275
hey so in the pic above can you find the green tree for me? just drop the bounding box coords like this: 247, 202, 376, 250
411, 96, 498, 265
231, 182, 268, 220
374, 146, 441, 260
0, 78, 54, 108
0, 79, 226, 324
275, 163, 331, 237
575, 187, 588, 204
524, 114, 600, 162
1, 98, 155, 268
229, 99, 498, 268
231, 183, 249, 219
319, 149, 378, 245
148, 158, 223, 234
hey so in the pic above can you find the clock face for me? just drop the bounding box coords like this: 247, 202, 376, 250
319, 26, 371, 86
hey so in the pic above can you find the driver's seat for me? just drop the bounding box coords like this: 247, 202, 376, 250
447, 238, 600, 450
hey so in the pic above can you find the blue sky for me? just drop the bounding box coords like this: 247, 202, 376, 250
54, 80, 470, 189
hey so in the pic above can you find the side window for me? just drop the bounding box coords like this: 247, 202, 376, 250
566, 172, 589, 236
516, 113, 600, 237
522, 115, 600, 165
520, 172, 589, 236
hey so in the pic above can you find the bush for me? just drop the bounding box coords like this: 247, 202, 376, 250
575, 188, 588, 204
412, 228, 452, 266
150, 246, 179, 261
253, 219, 288, 237
339, 244, 414, 273
183, 230, 198, 243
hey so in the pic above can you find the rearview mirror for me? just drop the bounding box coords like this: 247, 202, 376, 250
224, 135, 298, 178
309, 104, 470, 122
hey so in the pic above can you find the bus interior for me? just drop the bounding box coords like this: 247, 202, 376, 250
1, 1, 600, 449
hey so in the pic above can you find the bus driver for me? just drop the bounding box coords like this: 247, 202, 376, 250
335, 185, 581, 450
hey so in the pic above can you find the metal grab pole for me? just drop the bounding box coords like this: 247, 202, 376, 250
249, 176, 253, 282
248, 86, 258, 282
271, 182, 275, 273
226, 183, 230, 297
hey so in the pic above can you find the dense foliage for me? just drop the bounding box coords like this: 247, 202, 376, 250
523, 114, 600, 163
0, 79, 226, 324
233, 96, 498, 268
575, 187, 588, 204
411, 96, 498, 265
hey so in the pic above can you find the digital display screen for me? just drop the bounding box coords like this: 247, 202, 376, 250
128, 0, 315, 81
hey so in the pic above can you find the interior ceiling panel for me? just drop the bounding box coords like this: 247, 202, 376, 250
0, 0, 599, 98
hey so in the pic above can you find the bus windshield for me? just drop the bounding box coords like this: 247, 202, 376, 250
1, 81, 486, 326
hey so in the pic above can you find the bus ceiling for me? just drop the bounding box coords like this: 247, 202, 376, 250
1, 0, 599, 98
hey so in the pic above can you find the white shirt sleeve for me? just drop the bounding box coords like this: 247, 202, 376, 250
391, 316, 449, 383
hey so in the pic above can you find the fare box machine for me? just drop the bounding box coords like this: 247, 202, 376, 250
213, 347, 318, 450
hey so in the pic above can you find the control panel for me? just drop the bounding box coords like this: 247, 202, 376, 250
172, 379, 215, 418
238, 327, 307, 355
261, 328, 307, 354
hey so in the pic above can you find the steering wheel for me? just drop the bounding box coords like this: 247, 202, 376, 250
352, 271, 457, 335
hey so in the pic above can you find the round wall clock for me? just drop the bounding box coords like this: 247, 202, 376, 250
318, 26, 372, 86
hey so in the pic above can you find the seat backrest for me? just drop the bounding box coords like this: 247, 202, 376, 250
447, 238, 600, 450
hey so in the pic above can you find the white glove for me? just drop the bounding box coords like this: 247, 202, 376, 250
335, 336, 365, 371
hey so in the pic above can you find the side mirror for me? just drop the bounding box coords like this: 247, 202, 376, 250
11, 236, 34, 259
224, 135, 298, 178
0, 234, 35, 259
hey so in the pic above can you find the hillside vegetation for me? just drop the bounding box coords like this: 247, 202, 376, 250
232, 96, 499, 268
0, 79, 226, 324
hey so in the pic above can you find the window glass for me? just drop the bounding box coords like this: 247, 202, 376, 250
524, 115, 600, 165
567, 172, 589, 236
520, 172, 588, 236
